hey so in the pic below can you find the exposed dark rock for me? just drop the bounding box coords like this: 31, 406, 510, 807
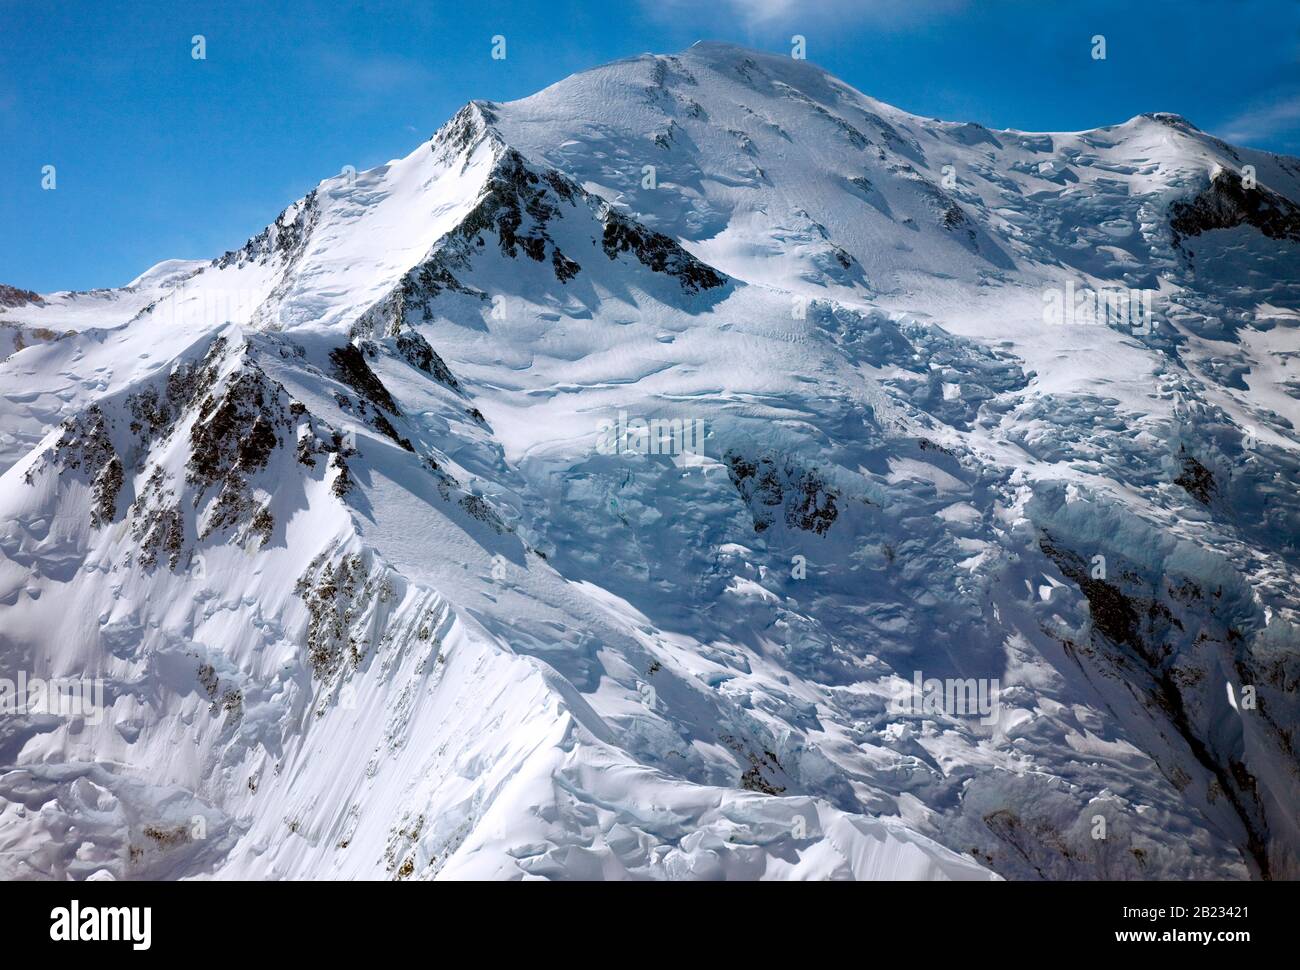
543, 170, 576, 203
459, 493, 509, 533
294, 551, 392, 679
551, 247, 581, 282
131, 466, 184, 569
372, 412, 414, 452
1143, 112, 1200, 131
251, 505, 274, 543
1038, 531, 1273, 878
724, 450, 839, 534
460, 149, 562, 263
197, 663, 219, 701
0, 284, 43, 308
980, 808, 1088, 880
720, 733, 786, 795
0, 322, 65, 362
942, 202, 969, 231
432, 101, 499, 162
295, 552, 362, 678
601, 211, 726, 293
1170, 168, 1300, 249
329, 452, 353, 498
372, 152, 589, 329
142, 824, 191, 848
328, 344, 417, 451
1039, 534, 1145, 654
187, 365, 291, 539
1173, 448, 1217, 505
740, 764, 785, 795
47, 405, 124, 528
422, 456, 459, 500
93, 456, 125, 528
396, 260, 481, 318
394, 329, 461, 390
329, 343, 401, 415
214, 190, 319, 269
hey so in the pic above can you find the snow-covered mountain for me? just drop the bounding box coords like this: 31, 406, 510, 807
2, 41, 1299, 880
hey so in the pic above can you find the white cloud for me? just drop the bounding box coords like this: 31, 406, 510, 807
648, 0, 965, 29
1217, 92, 1300, 146
723, 0, 803, 23
311, 48, 434, 97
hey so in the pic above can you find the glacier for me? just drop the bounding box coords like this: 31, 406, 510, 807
1, 41, 1298, 881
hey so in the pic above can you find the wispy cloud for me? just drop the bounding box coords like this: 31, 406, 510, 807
1216, 91, 1300, 146
715, 0, 815, 24
310, 47, 435, 97
646, 0, 966, 30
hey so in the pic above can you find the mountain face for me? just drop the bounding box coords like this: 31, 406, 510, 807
2, 41, 1300, 881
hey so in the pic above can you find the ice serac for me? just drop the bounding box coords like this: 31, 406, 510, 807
2, 42, 1299, 880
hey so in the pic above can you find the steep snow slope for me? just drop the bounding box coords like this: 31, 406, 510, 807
1, 43, 1299, 881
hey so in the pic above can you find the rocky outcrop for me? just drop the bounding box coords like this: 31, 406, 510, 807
329, 342, 413, 452
1038, 530, 1285, 879
724, 450, 840, 535
1170, 167, 1300, 249
601, 209, 726, 293
214, 191, 320, 270
394, 329, 460, 391
0, 284, 43, 308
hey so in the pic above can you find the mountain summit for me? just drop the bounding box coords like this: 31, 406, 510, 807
2, 43, 1299, 880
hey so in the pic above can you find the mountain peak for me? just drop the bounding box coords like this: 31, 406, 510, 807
1141, 110, 1199, 128
3, 42, 1300, 885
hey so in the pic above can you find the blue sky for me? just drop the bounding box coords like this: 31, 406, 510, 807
4, 0, 1299, 292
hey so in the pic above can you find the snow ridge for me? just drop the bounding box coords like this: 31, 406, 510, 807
2, 42, 1300, 881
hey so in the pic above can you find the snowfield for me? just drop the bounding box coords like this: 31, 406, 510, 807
1, 42, 1299, 881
